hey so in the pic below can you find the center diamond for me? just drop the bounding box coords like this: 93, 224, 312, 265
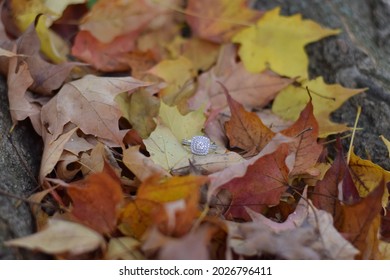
190, 136, 210, 155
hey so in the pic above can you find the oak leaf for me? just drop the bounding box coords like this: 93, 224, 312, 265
272, 77, 365, 136
232, 7, 340, 78
4, 219, 104, 255
280, 100, 323, 176
67, 162, 124, 234
40, 127, 78, 182
185, 0, 261, 43
6, 56, 40, 128
40, 75, 151, 147
220, 143, 290, 220
224, 91, 275, 157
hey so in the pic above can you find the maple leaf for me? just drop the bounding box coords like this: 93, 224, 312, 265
167, 36, 220, 72
232, 7, 340, 78
116, 88, 160, 139
9, 0, 80, 62
67, 162, 124, 234
311, 141, 345, 217
148, 56, 196, 107
120, 175, 208, 239
228, 191, 358, 259
4, 219, 105, 255
185, 0, 261, 43
188, 44, 293, 111
336, 181, 385, 259
123, 145, 170, 182
72, 0, 179, 71
220, 143, 290, 220
0, 18, 78, 96
79, 0, 177, 44
159, 101, 205, 142
143, 123, 190, 172
281, 99, 323, 176
71, 30, 138, 72
272, 77, 365, 136
40, 75, 151, 147
224, 90, 275, 157
348, 149, 390, 208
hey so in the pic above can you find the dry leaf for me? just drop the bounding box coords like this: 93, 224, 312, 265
272, 77, 365, 136
188, 44, 293, 111
220, 143, 290, 220
4, 219, 105, 255
143, 123, 190, 172
159, 101, 205, 142
232, 7, 340, 77
67, 162, 124, 234
40, 75, 151, 147
186, 0, 261, 43
148, 56, 196, 107
336, 182, 385, 259
142, 224, 218, 259
224, 90, 275, 157
123, 145, 170, 182
281, 100, 323, 176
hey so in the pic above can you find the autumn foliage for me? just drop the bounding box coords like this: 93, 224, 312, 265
1, 0, 390, 260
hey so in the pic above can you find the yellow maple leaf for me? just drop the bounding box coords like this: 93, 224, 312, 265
159, 101, 205, 143
232, 7, 340, 78
10, 0, 84, 63
272, 77, 365, 136
167, 36, 220, 72
148, 56, 196, 107
349, 149, 390, 208
143, 123, 190, 172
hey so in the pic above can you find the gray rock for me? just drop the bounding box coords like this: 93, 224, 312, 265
0, 75, 44, 259
254, 0, 390, 170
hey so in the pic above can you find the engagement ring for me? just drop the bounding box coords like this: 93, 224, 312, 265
182, 136, 217, 155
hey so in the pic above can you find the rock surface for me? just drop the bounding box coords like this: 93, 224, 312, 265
254, 0, 390, 170
0, 75, 44, 259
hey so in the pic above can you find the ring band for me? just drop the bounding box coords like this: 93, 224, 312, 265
182, 136, 216, 155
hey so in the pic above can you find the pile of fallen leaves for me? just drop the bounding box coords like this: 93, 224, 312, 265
2, 0, 390, 260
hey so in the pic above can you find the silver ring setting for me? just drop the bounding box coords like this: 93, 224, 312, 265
182, 136, 217, 155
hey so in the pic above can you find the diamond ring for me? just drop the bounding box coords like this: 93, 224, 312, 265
182, 136, 217, 156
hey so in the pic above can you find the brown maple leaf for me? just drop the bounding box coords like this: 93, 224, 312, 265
224, 89, 275, 157
281, 99, 323, 176
67, 162, 124, 234
220, 143, 290, 220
